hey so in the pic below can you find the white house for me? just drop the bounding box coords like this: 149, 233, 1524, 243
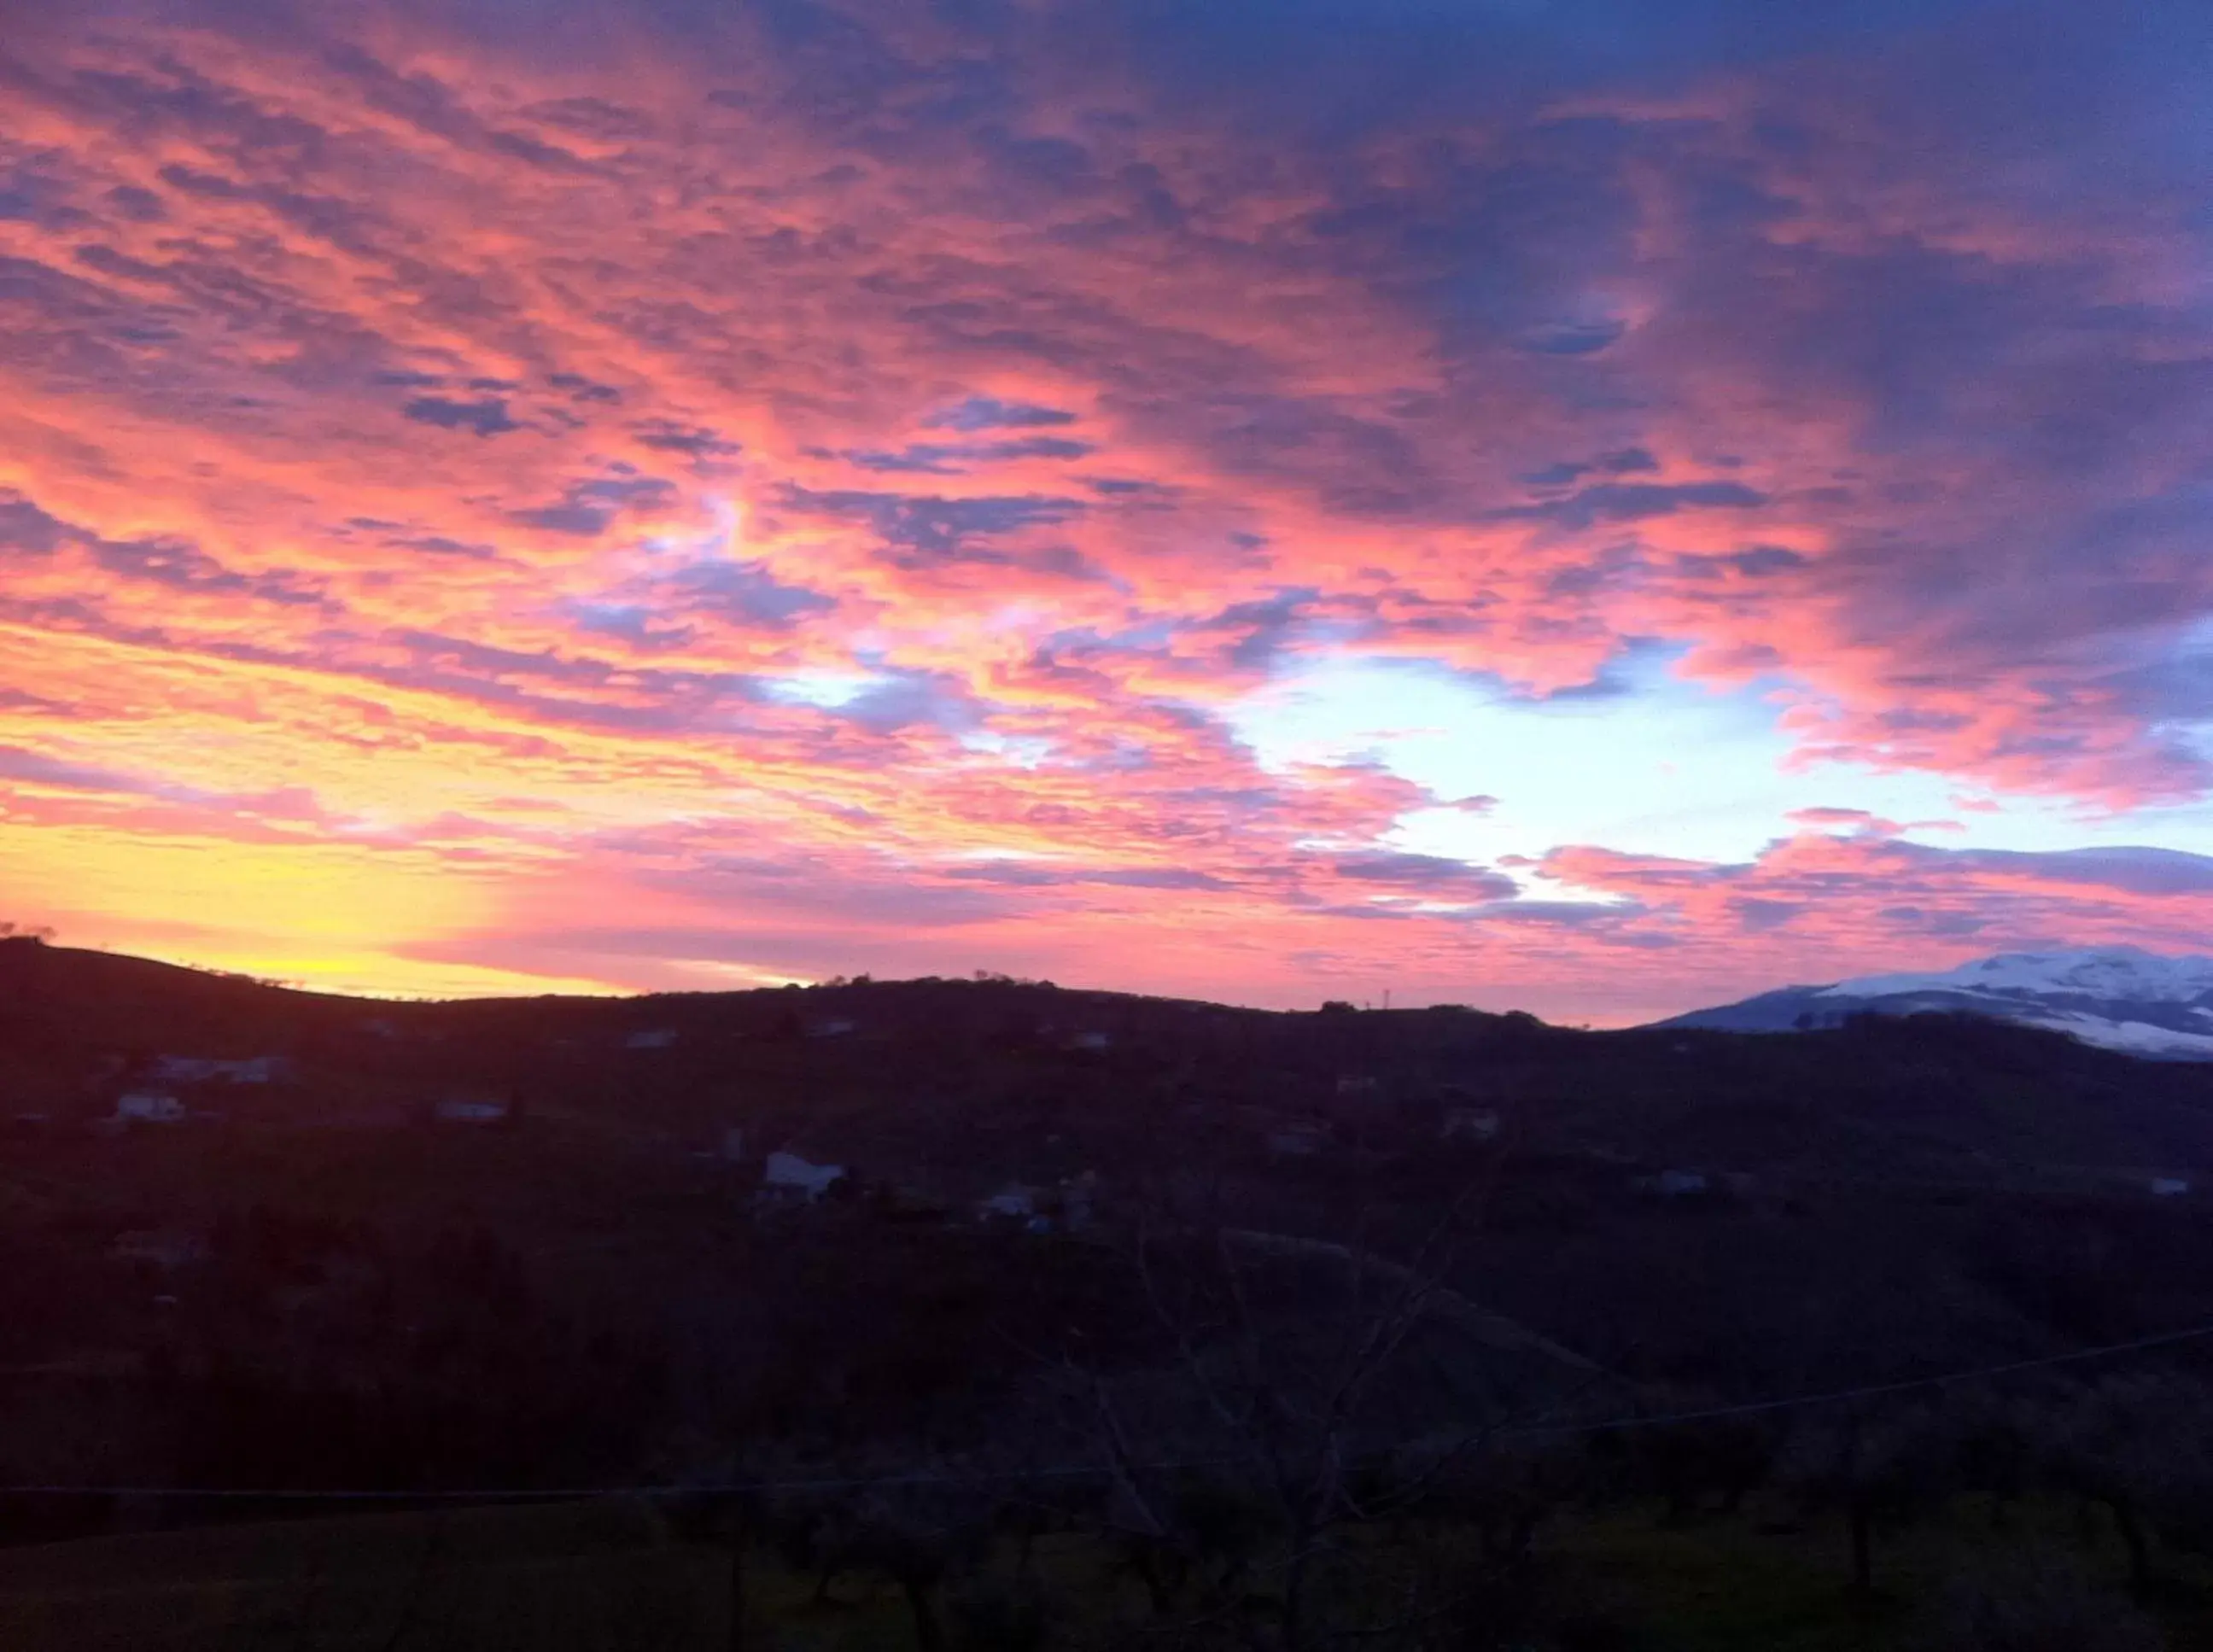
2152, 1176, 2192, 1198
114, 1090, 184, 1124
1654, 1169, 1708, 1197
625, 1028, 679, 1050
978, 1184, 1039, 1221
1067, 1030, 1112, 1052
762, 1150, 846, 1202
151, 1055, 292, 1085
803, 1016, 858, 1039
435, 1095, 511, 1124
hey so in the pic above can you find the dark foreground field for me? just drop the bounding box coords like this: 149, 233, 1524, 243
12, 938, 2213, 1647
1, 1490, 2208, 1651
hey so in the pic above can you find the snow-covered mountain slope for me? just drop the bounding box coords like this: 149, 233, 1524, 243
1653, 947, 2213, 1060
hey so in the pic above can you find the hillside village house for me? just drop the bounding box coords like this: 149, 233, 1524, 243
977, 1176, 1098, 1233
760, 1150, 846, 1203
113, 1089, 184, 1124
149, 1054, 292, 1085
434, 1095, 511, 1124
625, 1028, 679, 1050
978, 1184, 1038, 1221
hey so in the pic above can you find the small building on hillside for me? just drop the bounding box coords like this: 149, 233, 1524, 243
2152, 1176, 2193, 1198
625, 1028, 679, 1050
114, 1089, 185, 1124
761, 1150, 847, 1203
1067, 1030, 1112, 1053
434, 1095, 511, 1125
977, 1180, 1094, 1235
978, 1184, 1039, 1221
150, 1054, 292, 1085
1641, 1169, 1709, 1199
804, 1016, 859, 1040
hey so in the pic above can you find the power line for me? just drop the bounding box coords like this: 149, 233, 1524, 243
1506, 1316, 2213, 1436
4, 1316, 2212, 1505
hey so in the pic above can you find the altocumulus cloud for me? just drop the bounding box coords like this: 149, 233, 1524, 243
0, 0, 2206, 1014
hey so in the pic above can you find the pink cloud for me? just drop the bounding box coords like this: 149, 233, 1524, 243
0, 2, 2208, 1012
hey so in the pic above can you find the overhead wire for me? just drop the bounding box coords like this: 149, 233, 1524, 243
3, 1316, 2210, 1503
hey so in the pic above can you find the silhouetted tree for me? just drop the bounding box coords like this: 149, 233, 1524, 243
1776, 1402, 1954, 1595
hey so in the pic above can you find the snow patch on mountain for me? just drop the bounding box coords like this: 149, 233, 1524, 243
1655, 947, 2213, 1061
1816, 947, 2213, 1007
2038, 1015, 2213, 1058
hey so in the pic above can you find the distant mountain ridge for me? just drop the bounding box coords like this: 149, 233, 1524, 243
1654, 946, 2213, 1060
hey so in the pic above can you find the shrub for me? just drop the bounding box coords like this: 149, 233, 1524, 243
1921, 1553, 2163, 1652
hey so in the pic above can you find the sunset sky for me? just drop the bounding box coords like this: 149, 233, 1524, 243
4, 0, 2213, 1022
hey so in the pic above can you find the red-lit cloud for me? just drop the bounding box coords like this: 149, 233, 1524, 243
1, 0, 2210, 1016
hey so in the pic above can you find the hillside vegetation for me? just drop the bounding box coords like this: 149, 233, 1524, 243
6, 937, 2213, 1646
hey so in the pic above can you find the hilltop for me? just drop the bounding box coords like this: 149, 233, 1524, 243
1657, 945, 2213, 1060
13, 935, 2213, 1186
6, 938, 2213, 1642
